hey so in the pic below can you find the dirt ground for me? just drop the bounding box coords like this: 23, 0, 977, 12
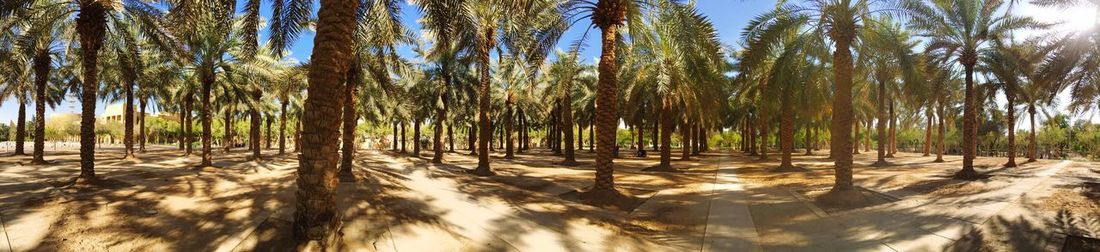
732, 150, 1099, 251
0, 145, 724, 251
2, 144, 1098, 251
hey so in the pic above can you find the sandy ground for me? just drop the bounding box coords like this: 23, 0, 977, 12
2, 144, 1097, 251
0, 145, 725, 251
732, 150, 1099, 251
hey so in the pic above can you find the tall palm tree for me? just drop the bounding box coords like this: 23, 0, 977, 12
903, 0, 1043, 179
272, 0, 360, 243
0, 0, 172, 179
0, 18, 31, 157
630, 2, 724, 171
756, 0, 883, 203
563, 0, 649, 200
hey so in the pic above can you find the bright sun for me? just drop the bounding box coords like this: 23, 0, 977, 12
1020, 3, 1099, 33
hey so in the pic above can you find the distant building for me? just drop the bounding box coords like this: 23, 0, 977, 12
97, 103, 178, 123
99, 104, 126, 122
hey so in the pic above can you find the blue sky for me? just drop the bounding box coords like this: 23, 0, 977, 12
0, 0, 1091, 126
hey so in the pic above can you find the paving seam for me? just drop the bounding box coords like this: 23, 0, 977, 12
0, 210, 11, 252
696, 156, 722, 252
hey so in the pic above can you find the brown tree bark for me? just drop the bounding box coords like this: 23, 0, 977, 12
1004, 84, 1017, 167
252, 90, 263, 160
473, 28, 495, 176
584, 0, 627, 197
874, 78, 888, 166
656, 97, 673, 170
139, 98, 147, 153
886, 101, 896, 158
561, 95, 577, 165
14, 100, 26, 156
852, 119, 860, 154
779, 90, 795, 170
935, 100, 945, 162
340, 60, 360, 179
505, 100, 516, 160
412, 118, 420, 157
956, 57, 980, 179
292, 0, 358, 244
280, 101, 288, 154
32, 50, 49, 163
199, 68, 214, 167
77, 2, 107, 179
758, 113, 768, 160
1028, 105, 1037, 162
822, 25, 859, 201
923, 107, 932, 156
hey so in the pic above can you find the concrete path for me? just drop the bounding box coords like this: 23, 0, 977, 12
701, 157, 762, 251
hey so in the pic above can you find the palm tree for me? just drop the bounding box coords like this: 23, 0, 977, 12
752, 0, 882, 203
860, 19, 919, 166
0, 22, 31, 157
903, 0, 1044, 180
563, 0, 650, 199
979, 39, 1047, 167
270, 0, 361, 244
740, 12, 823, 171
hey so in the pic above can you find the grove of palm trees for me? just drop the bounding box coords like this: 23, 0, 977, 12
1, 0, 1099, 251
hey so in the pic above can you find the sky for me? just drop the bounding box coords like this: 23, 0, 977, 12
1, 0, 1094, 129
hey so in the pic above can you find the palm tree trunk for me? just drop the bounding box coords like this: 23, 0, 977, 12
888, 102, 897, 157
824, 29, 857, 197
656, 97, 673, 170
748, 119, 757, 155
179, 106, 186, 151
779, 90, 795, 169
139, 98, 147, 153
589, 120, 594, 152
588, 4, 626, 194
1028, 105, 1036, 162
292, 0, 358, 243
874, 78, 888, 166
266, 116, 273, 149
468, 125, 477, 154
1004, 86, 1017, 167
936, 100, 945, 162
805, 127, 813, 155
562, 96, 577, 165
473, 28, 496, 176
505, 100, 516, 160
957, 61, 979, 179
186, 95, 194, 155
199, 70, 214, 167
400, 121, 406, 153
294, 118, 301, 153
77, 2, 107, 179
682, 119, 692, 161
432, 92, 446, 163
340, 60, 360, 179
692, 123, 701, 155
864, 119, 871, 152
923, 107, 932, 156
280, 101, 288, 154
412, 118, 420, 157
123, 76, 135, 159
14, 99, 26, 156
758, 113, 768, 160
32, 50, 49, 162
251, 92, 263, 160
448, 122, 455, 152
852, 119, 860, 154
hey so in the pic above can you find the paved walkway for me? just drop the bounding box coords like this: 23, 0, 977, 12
701, 157, 762, 251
